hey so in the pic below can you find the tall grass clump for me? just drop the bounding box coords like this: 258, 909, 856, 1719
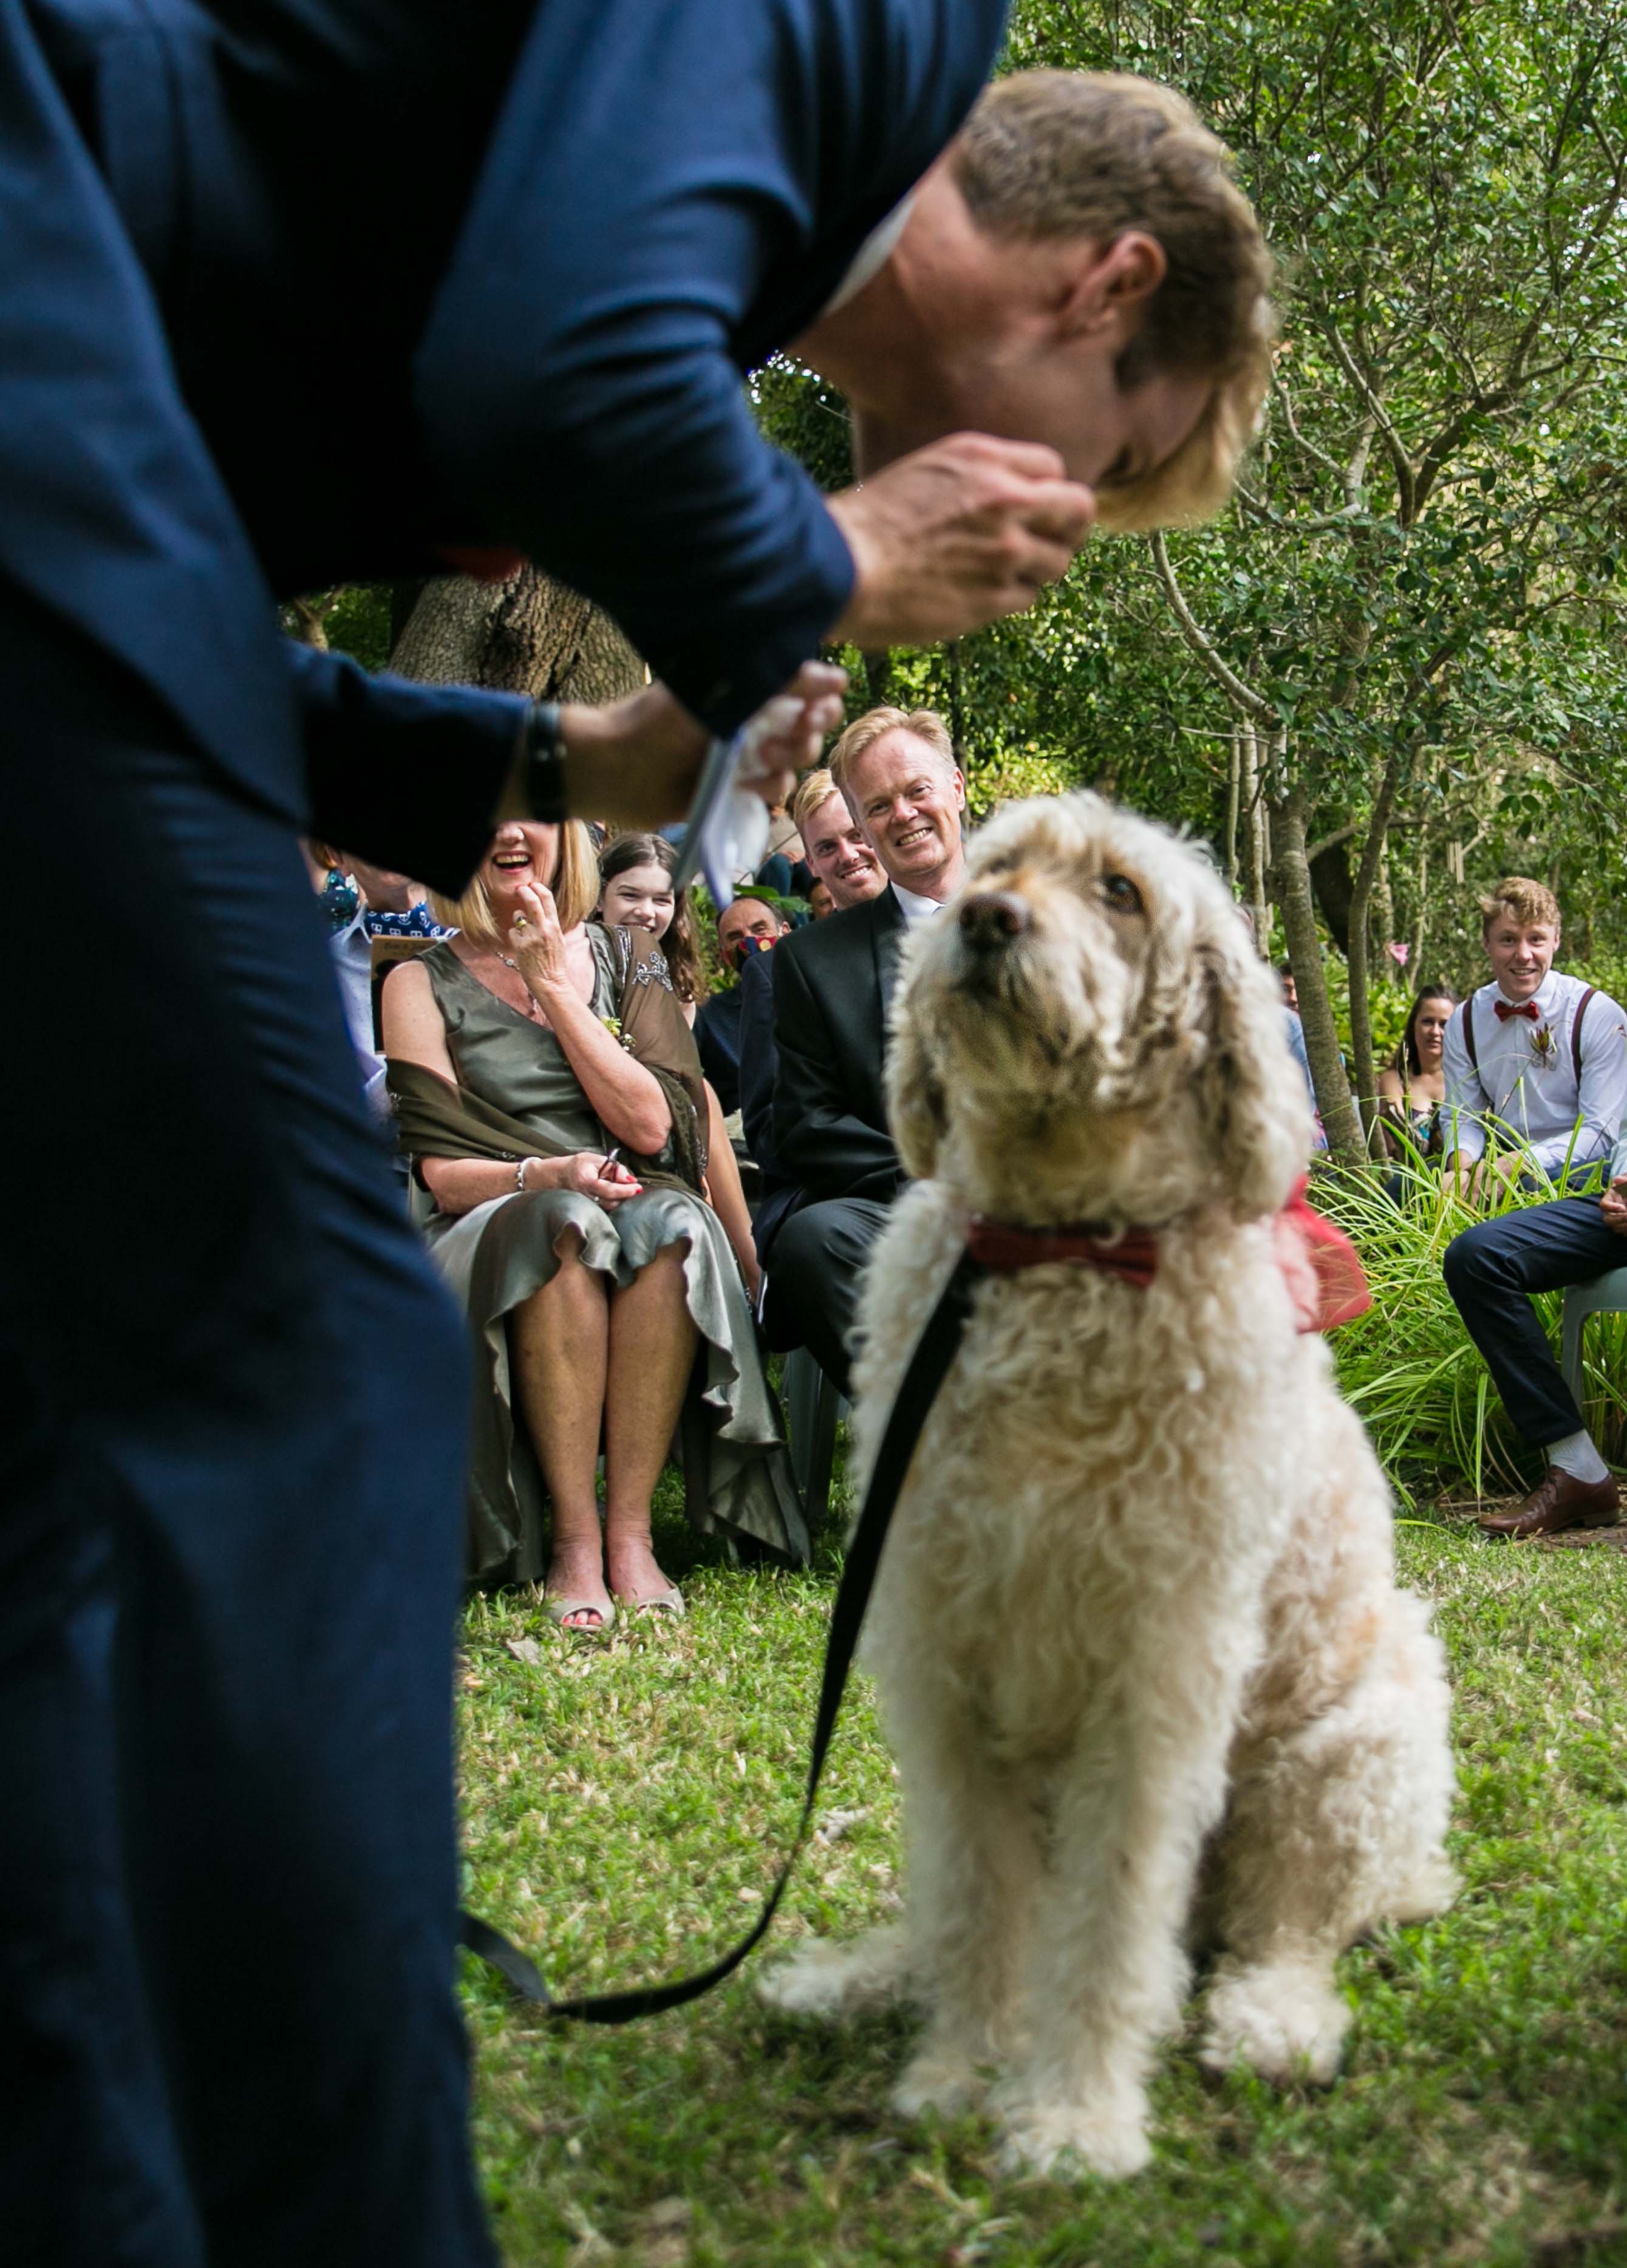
1323, 1134, 1626, 1504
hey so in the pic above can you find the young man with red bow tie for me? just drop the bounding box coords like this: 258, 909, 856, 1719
1442, 878, 1627, 1537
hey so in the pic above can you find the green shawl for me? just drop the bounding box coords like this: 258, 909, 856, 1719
386, 924, 708, 1197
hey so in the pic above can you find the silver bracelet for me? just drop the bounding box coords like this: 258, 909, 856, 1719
514, 1156, 531, 1194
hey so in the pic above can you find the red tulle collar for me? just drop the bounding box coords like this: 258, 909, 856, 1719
964, 1178, 1370, 1336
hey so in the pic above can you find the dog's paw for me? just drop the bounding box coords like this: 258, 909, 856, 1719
759, 1926, 911, 2019
892, 2044, 987, 2121
1199, 1962, 1349, 2086
1385, 1855, 1459, 1926
758, 1941, 858, 2018
990, 2086, 1152, 2181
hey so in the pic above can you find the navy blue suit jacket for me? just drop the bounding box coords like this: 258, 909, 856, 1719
5, 0, 1006, 884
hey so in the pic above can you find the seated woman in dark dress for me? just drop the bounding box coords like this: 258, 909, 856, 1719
381, 819, 805, 1628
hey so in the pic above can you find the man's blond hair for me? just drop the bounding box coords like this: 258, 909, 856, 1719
954, 70, 1274, 529
827, 708, 956, 801
789, 768, 841, 837
1479, 876, 1561, 941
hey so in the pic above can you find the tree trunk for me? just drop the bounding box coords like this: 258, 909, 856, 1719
1345, 751, 1403, 1146
388, 565, 646, 703
861, 649, 895, 709
287, 593, 333, 650
1371, 844, 1395, 970
1273, 788, 1365, 1168
1309, 835, 1353, 955
1224, 725, 1241, 889
1241, 728, 1270, 949
1411, 837, 1430, 975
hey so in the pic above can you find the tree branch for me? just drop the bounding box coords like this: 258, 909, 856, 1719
1267, 366, 1342, 477
1148, 534, 1277, 722
1324, 326, 1416, 521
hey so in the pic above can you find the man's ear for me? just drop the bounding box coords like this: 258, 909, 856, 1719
1056, 231, 1167, 339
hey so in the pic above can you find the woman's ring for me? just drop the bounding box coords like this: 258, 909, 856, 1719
514, 915, 529, 930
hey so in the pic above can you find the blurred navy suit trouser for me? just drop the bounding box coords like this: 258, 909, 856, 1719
0, 579, 495, 2267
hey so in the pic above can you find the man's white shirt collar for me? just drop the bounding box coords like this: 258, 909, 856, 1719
1489, 966, 1570, 1020
820, 193, 917, 316
892, 880, 949, 927
1486, 970, 1562, 1016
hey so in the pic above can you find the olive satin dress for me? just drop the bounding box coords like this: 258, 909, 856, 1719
417, 935, 808, 1582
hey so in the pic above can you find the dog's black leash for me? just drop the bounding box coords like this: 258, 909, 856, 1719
459, 1251, 986, 2023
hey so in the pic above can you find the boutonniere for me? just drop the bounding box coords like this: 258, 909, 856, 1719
1528, 1023, 1559, 1070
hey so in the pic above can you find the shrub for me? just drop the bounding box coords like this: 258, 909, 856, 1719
1325, 1141, 1624, 1505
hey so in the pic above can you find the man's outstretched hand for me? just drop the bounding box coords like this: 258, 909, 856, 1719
1601, 1175, 1627, 1236
545, 660, 848, 829
826, 433, 1095, 651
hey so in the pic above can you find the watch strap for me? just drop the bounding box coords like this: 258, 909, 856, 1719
523, 701, 568, 822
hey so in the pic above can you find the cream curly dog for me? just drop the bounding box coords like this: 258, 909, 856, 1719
761, 793, 1456, 2179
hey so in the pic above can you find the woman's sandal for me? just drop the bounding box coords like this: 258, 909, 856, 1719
543, 1594, 616, 1636
612, 1586, 686, 1621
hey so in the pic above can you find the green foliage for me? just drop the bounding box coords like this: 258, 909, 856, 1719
1329, 1158, 1620, 1503
962, 743, 1083, 819
279, 584, 394, 669
1323, 949, 1414, 1065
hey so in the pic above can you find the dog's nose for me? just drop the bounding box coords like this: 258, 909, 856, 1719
959, 890, 1031, 951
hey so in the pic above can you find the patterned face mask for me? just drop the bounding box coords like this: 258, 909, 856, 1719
363, 902, 451, 940
321, 869, 451, 940
320, 868, 361, 929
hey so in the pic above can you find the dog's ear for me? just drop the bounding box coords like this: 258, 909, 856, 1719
1193, 910, 1310, 1220
885, 985, 947, 1181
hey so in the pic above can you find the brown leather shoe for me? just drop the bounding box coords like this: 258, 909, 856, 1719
1478, 1468, 1621, 1539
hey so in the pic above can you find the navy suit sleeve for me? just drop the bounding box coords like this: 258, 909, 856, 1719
288, 643, 526, 899
415, 0, 1003, 736
771, 936, 902, 1203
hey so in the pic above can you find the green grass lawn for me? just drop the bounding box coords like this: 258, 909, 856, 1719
459, 1479, 1627, 2267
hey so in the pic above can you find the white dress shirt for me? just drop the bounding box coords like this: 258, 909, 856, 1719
891, 880, 952, 928
329, 907, 391, 1118
1442, 970, 1627, 1173
820, 193, 918, 315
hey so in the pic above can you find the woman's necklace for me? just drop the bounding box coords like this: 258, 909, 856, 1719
496, 954, 548, 1025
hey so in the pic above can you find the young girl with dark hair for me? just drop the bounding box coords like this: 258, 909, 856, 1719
596, 832, 709, 1024
596, 832, 760, 1302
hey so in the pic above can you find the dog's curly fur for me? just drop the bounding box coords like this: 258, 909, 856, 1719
760, 793, 1456, 2179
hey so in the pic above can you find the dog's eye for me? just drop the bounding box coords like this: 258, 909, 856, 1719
1100, 873, 1144, 915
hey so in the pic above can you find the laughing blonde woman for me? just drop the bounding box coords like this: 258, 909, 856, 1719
381, 818, 805, 1628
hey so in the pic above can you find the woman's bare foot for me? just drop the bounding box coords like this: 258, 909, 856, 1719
605, 1532, 678, 1608
544, 1541, 613, 1632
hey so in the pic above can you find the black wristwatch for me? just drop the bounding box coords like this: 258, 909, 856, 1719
522, 700, 568, 822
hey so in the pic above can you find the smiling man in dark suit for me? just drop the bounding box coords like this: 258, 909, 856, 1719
765, 708, 968, 1391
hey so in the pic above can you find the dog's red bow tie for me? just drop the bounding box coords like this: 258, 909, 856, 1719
964, 1180, 1370, 1336
1493, 999, 1542, 1022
